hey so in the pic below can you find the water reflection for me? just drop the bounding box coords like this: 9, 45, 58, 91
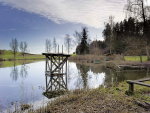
10, 62, 19, 81
20, 63, 28, 78
10, 62, 29, 81
76, 63, 105, 89
114, 70, 150, 81
0, 62, 2, 67
43, 62, 106, 99
76, 64, 89, 89
75, 63, 150, 87
43, 75, 67, 99
1, 61, 150, 111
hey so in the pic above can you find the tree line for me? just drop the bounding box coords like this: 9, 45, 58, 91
9, 38, 28, 59
103, 0, 150, 58
45, 36, 72, 54
46, 27, 91, 55
103, 17, 149, 55
73, 0, 150, 60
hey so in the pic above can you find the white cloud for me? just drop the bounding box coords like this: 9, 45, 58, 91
0, 0, 126, 28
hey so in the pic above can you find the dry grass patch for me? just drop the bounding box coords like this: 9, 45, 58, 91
35, 85, 150, 113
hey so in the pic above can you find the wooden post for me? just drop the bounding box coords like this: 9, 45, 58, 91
129, 83, 134, 93
45, 76, 48, 91
46, 57, 48, 72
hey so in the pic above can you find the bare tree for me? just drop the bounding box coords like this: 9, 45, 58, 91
73, 31, 82, 45
45, 39, 52, 53
20, 41, 28, 57
10, 38, 18, 59
126, 0, 150, 59
126, 0, 150, 21
109, 16, 115, 54
53, 37, 57, 53
64, 34, 72, 54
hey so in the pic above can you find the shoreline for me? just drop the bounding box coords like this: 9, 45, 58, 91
0, 58, 45, 61
69, 55, 150, 71
0, 58, 45, 68
35, 82, 150, 113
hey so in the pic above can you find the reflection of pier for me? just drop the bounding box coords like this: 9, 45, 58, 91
42, 53, 70, 99
43, 75, 67, 98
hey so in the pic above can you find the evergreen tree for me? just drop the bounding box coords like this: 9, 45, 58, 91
76, 27, 90, 55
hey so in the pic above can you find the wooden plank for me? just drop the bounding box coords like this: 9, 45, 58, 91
45, 73, 66, 76
42, 53, 71, 57
135, 78, 150, 82
127, 80, 150, 87
51, 57, 68, 73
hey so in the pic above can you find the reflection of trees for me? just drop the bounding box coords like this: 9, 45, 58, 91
74, 62, 150, 88
76, 63, 150, 87
90, 65, 106, 74
10, 61, 28, 81
104, 68, 150, 87
43, 75, 67, 99
10, 61, 18, 81
20, 63, 28, 78
0, 61, 2, 67
117, 70, 150, 81
104, 69, 121, 86
76, 64, 90, 89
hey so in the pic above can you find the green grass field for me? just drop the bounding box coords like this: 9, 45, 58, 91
124, 56, 148, 62
0, 60, 43, 68
0, 50, 44, 61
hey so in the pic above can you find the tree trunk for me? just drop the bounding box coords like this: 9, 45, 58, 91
14, 52, 16, 60
110, 46, 112, 54
139, 55, 142, 63
141, 1, 150, 60
146, 45, 150, 61
146, 67, 149, 77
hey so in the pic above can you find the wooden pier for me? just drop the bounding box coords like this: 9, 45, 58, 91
42, 53, 70, 98
42, 53, 70, 76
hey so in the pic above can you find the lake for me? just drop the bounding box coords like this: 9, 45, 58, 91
0, 61, 150, 111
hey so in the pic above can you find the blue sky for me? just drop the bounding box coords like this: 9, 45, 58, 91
0, 0, 127, 54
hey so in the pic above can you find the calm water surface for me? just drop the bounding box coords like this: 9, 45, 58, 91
0, 61, 150, 111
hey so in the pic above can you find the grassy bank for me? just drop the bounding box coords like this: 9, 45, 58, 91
70, 54, 149, 62
0, 60, 43, 68
69, 54, 124, 63
0, 50, 44, 61
33, 82, 150, 113
124, 56, 148, 62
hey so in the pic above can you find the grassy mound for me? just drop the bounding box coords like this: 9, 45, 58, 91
34, 82, 150, 113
